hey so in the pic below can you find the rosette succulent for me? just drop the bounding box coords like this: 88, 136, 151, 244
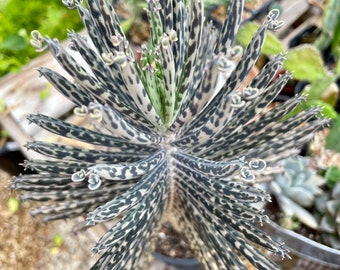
12, 0, 327, 269
270, 156, 326, 229
316, 182, 340, 249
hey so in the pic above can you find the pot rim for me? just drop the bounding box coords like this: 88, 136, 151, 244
153, 252, 201, 268
263, 221, 340, 267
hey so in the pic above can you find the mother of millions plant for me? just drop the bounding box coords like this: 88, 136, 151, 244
12, 0, 328, 269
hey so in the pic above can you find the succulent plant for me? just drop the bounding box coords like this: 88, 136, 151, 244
316, 182, 340, 249
270, 156, 326, 229
12, 0, 327, 269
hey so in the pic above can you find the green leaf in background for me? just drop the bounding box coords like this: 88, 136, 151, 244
0, 53, 22, 74
326, 115, 340, 152
0, 0, 83, 77
1, 34, 27, 51
0, 129, 9, 139
204, 0, 229, 6
283, 99, 337, 121
314, 0, 340, 56
306, 100, 338, 119
284, 45, 328, 81
325, 166, 340, 188
335, 57, 340, 76
305, 77, 338, 104
237, 22, 285, 55
121, 17, 134, 34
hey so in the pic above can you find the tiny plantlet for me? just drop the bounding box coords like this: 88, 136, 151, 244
39, 87, 51, 101
7, 197, 20, 213
50, 233, 64, 253
12, 0, 328, 269
53, 233, 64, 247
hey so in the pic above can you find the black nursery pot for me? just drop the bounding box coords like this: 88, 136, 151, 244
288, 25, 320, 48
273, 78, 306, 102
154, 222, 202, 270
0, 141, 26, 175
153, 252, 202, 270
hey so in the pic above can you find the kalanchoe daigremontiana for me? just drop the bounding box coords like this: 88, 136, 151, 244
12, 0, 328, 269
315, 182, 340, 249
270, 156, 326, 229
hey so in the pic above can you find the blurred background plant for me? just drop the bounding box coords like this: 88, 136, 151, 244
0, 0, 83, 77
324, 166, 340, 188
236, 0, 340, 154
315, 181, 340, 249
267, 155, 340, 250
314, 0, 340, 60
283, 0, 340, 127
270, 156, 326, 230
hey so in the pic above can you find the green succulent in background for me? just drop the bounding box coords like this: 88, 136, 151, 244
325, 166, 340, 188
237, 21, 285, 56
315, 182, 340, 249
314, 0, 340, 60
12, 0, 328, 269
270, 156, 326, 229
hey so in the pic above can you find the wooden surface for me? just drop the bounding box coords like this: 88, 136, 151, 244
276, 0, 311, 35
0, 51, 75, 159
